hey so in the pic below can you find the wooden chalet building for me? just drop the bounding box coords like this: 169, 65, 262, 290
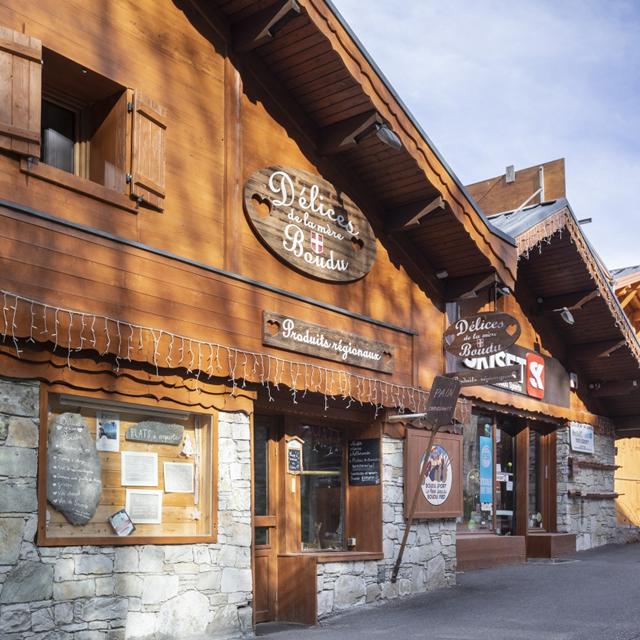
0, 2, 636, 639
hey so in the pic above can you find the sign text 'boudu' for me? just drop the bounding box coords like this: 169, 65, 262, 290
244, 166, 376, 282
263, 311, 393, 373
443, 312, 521, 359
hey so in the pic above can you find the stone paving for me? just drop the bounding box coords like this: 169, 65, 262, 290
261, 543, 640, 640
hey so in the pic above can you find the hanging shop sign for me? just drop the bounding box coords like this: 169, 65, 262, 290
454, 345, 570, 407
424, 375, 461, 427
348, 438, 381, 486
404, 429, 462, 519
263, 311, 394, 373
570, 423, 595, 454
244, 166, 376, 282
479, 435, 493, 507
443, 312, 521, 359
445, 364, 520, 387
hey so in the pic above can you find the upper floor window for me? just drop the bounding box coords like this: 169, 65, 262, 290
0, 26, 167, 211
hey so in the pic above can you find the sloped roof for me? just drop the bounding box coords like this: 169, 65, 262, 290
489, 198, 569, 237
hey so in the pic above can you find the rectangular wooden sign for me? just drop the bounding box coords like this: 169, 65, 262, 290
262, 311, 394, 373
348, 438, 381, 486
425, 376, 460, 427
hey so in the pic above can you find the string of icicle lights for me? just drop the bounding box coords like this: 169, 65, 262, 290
0, 289, 429, 417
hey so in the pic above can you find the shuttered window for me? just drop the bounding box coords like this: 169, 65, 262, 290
1, 28, 166, 212
0, 26, 42, 157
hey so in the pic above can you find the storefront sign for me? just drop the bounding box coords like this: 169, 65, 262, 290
263, 311, 394, 373
570, 423, 595, 454
348, 439, 381, 486
244, 166, 376, 282
479, 435, 493, 506
420, 444, 452, 505
404, 429, 462, 519
425, 376, 461, 427
444, 364, 520, 387
443, 312, 521, 359
451, 345, 570, 407
286, 438, 303, 474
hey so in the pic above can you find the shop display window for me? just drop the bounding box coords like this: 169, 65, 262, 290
300, 425, 344, 551
39, 391, 216, 545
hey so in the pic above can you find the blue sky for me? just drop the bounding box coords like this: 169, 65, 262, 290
331, 0, 640, 271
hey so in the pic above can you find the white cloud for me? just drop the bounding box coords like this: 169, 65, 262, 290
331, 0, 640, 269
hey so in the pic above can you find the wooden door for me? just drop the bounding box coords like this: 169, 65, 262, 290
253, 415, 279, 623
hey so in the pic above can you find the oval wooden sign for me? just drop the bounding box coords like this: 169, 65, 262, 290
244, 166, 376, 282
443, 312, 521, 359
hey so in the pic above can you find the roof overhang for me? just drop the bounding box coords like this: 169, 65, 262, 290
491, 202, 640, 436
197, 0, 517, 304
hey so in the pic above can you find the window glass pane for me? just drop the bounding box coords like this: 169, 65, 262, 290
254, 422, 268, 517
458, 413, 494, 532
41, 100, 75, 173
300, 425, 343, 551
528, 431, 544, 529
495, 428, 516, 535
255, 526, 269, 546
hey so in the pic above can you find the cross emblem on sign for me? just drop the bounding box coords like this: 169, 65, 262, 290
310, 231, 324, 254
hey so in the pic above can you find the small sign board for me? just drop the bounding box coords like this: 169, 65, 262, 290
570, 423, 595, 454
425, 376, 461, 427
445, 364, 520, 387
444, 312, 521, 359
286, 437, 303, 474
348, 439, 381, 486
263, 311, 394, 373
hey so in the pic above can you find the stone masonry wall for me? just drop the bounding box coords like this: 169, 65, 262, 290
0, 376, 252, 640
556, 423, 617, 551
317, 436, 456, 618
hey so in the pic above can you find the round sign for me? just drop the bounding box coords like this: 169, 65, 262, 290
420, 445, 452, 506
244, 166, 376, 282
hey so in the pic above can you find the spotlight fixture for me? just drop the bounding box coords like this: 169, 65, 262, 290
435, 269, 449, 280
578, 218, 592, 225
496, 285, 511, 296
374, 123, 402, 150
556, 306, 575, 325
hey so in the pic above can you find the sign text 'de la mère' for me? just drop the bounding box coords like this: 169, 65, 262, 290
263, 312, 394, 374
244, 166, 376, 282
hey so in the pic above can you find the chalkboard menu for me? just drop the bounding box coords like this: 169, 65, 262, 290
348, 439, 380, 486
288, 448, 302, 473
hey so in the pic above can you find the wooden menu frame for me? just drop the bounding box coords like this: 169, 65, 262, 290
37, 387, 217, 546
404, 428, 462, 520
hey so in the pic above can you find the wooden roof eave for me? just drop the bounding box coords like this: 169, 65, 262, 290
300, 0, 517, 288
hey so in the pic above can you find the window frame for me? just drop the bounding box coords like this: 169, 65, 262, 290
37, 385, 218, 546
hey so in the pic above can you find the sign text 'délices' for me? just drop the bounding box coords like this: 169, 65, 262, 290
244, 166, 376, 282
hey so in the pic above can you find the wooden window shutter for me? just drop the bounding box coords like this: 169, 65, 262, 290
89, 90, 132, 194
130, 92, 166, 210
0, 26, 42, 157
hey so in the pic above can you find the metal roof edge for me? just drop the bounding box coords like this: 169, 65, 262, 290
323, 0, 516, 249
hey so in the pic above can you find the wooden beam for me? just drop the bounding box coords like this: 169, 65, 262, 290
569, 339, 626, 360
536, 289, 599, 312
385, 196, 445, 231
588, 379, 640, 397
444, 272, 496, 302
620, 288, 638, 310
317, 110, 382, 156
613, 416, 640, 430
232, 0, 302, 52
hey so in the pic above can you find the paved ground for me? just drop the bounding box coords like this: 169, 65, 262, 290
257, 543, 640, 640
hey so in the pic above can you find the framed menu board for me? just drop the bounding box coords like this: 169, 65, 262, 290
40, 391, 216, 545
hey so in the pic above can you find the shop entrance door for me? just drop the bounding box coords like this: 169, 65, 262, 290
253, 416, 279, 623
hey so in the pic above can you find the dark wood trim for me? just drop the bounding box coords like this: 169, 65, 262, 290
515, 426, 529, 536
